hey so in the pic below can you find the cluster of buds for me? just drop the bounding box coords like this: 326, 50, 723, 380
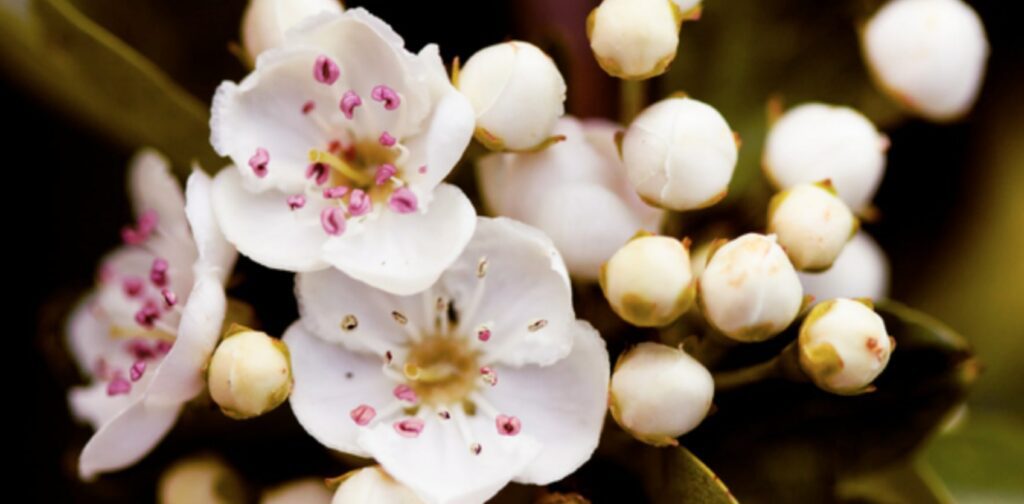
207, 326, 293, 419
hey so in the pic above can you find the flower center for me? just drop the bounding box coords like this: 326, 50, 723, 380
402, 336, 480, 407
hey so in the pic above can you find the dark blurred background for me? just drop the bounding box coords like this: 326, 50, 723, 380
7, 0, 1021, 501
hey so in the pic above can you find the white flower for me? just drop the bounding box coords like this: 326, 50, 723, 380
330, 466, 424, 504
207, 328, 293, 419
66, 150, 237, 479
158, 455, 244, 504
457, 41, 567, 152
262, 478, 333, 504
587, 0, 690, 80
600, 234, 695, 327
477, 117, 663, 280
699, 233, 803, 342
286, 218, 610, 504
241, 0, 344, 63
609, 343, 713, 446
799, 298, 893, 395
861, 0, 989, 122
767, 182, 858, 271
799, 231, 890, 303
622, 96, 738, 211
211, 8, 477, 295
763, 102, 887, 211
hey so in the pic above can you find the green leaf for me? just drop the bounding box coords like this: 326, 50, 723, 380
646, 445, 738, 504
836, 460, 954, 504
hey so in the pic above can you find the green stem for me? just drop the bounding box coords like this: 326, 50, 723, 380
619, 80, 645, 124
713, 356, 783, 391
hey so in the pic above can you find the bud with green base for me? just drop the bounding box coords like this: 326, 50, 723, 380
587, 0, 702, 80
208, 324, 293, 419
798, 298, 894, 395
600, 233, 696, 327
767, 180, 859, 272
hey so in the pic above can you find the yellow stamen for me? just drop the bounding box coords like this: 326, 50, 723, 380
308, 149, 372, 186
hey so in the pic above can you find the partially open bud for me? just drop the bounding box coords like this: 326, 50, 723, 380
457, 41, 567, 152
262, 478, 332, 504
700, 234, 803, 342
587, 0, 690, 80
330, 466, 423, 504
600, 234, 696, 327
622, 97, 737, 211
158, 455, 245, 504
861, 0, 989, 122
609, 342, 714, 446
799, 231, 890, 303
208, 328, 293, 419
763, 103, 886, 211
768, 182, 858, 271
799, 298, 893, 395
241, 0, 343, 64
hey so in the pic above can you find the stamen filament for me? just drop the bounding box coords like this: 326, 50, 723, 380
308, 149, 372, 186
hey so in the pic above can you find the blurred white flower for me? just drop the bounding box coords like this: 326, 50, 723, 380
286, 218, 609, 504
67, 150, 236, 479
799, 231, 890, 303
330, 466, 423, 504
241, 0, 344, 63
767, 182, 858, 271
158, 455, 244, 504
799, 298, 893, 395
477, 117, 662, 281
262, 478, 333, 504
211, 8, 477, 295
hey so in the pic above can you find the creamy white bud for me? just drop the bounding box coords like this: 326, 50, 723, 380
610, 342, 713, 446
208, 329, 293, 419
768, 182, 858, 271
672, 0, 703, 14
262, 478, 332, 504
799, 231, 890, 303
799, 298, 892, 395
331, 466, 423, 504
763, 103, 887, 211
241, 0, 343, 63
158, 455, 244, 504
622, 97, 737, 211
587, 0, 685, 80
601, 235, 695, 327
457, 41, 567, 152
700, 233, 803, 341
862, 0, 989, 122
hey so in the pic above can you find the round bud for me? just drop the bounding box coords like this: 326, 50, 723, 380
262, 478, 332, 504
763, 103, 887, 211
609, 342, 714, 446
158, 455, 245, 504
767, 182, 858, 271
799, 298, 893, 395
600, 235, 696, 327
799, 231, 890, 303
862, 0, 989, 122
208, 329, 293, 419
587, 0, 683, 80
457, 41, 567, 152
241, 0, 343, 63
700, 233, 803, 342
331, 466, 423, 504
622, 97, 737, 211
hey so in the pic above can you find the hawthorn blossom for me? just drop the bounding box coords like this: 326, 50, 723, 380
67, 150, 236, 478
286, 218, 610, 503
211, 8, 476, 295
477, 117, 663, 281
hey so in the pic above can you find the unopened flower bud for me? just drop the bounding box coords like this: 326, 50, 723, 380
158, 455, 245, 504
208, 328, 293, 419
609, 342, 713, 446
799, 231, 890, 303
763, 103, 886, 211
587, 0, 691, 80
262, 478, 332, 504
862, 0, 989, 122
600, 235, 695, 327
241, 0, 343, 63
457, 41, 567, 152
768, 182, 858, 271
622, 97, 737, 211
799, 298, 893, 395
330, 466, 423, 504
700, 233, 803, 342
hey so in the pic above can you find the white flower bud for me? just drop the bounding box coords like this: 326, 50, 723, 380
799, 231, 890, 303
700, 233, 803, 342
158, 455, 244, 504
600, 234, 696, 327
587, 0, 686, 80
862, 0, 989, 122
763, 103, 887, 211
208, 328, 293, 419
331, 466, 423, 504
622, 97, 738, 211
262, 478, 332, 504
767, 182, 858, 271
241, 0, 343, 63
609, 342, 714, 446
672, 0, 703, 14
799, 298, 893, 395
457, 41, 567, 152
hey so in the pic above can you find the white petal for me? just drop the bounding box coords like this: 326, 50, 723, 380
799, 231, 890, 303
211, 168, 330, 272
128, 148, 188, 237
78, 399, 182, 479
66, 293, 115, 377
322, 184, 476, 296
440, 217, 574, 367
400, 88, 475, 197
146, 273, 227, 406
185, 168, 237, 281
484, 321, 609, 484
284, 322, 394, 457
69, 383, 135, 430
